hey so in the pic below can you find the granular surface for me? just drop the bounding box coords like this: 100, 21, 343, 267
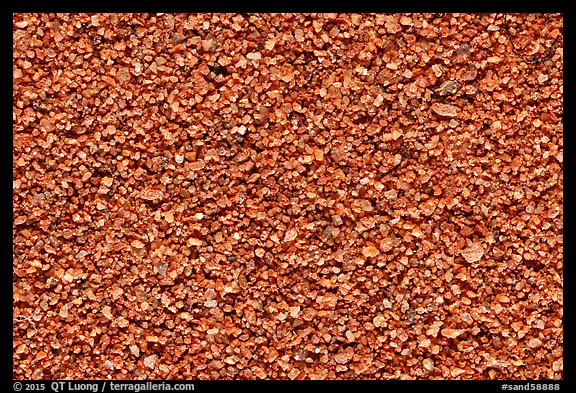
13, 13, 563, 379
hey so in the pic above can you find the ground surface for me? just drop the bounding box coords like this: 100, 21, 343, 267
13, 13, 563, 379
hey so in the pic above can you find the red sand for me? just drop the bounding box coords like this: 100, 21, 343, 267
13, 13, 563, 379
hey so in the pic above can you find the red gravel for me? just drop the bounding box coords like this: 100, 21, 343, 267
13, 13, 563, 380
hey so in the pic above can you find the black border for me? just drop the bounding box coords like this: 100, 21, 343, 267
6, 1, 568, 14
6, 5, 16, 389
561, 3, 572, 392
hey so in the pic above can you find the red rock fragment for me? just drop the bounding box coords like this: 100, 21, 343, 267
461, 242, 484, 263
441, 328, 465, 339
284, 228, 298, 242
362, 245, 380, 258
431, 103, 459, 117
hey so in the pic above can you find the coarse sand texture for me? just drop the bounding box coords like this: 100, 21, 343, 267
13, 13, 562, 379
